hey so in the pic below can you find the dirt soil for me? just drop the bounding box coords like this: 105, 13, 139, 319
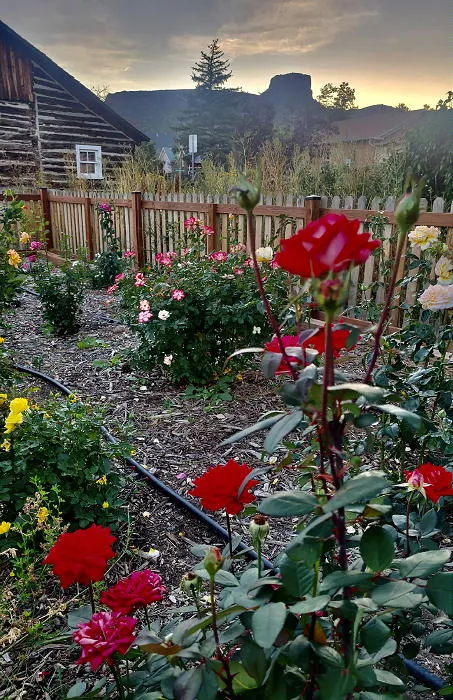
1, 288, 448, 699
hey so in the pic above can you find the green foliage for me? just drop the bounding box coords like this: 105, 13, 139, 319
90, 204, 125, 289
0, 191, 26, 321
115, 227, 288, 385
191, 38, 233, 90
33, 261, 85, 335
317, 81, 357, 110
406, 110, 453, 202
0, 392, 127, 529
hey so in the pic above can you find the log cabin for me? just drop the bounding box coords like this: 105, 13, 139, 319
0, 19, 148, 188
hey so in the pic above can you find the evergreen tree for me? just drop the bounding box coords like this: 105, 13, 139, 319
191, 38, 232, 90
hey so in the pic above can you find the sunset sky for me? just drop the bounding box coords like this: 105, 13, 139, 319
0, 0, 450, 108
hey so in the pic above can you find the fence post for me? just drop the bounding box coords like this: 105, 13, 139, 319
304, 195, 321, 224
207, 202, 218, 253
84, 196, 94, 260
131, 191, 145, 267
40, 187, 54, 249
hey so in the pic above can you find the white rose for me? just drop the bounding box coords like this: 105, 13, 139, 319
434, 256, 453, 285
408, 226, 440, 251
255, 246, 274, 262
163, 354, 173, 365
418, 283, 453, 311
158, 310, 170, 320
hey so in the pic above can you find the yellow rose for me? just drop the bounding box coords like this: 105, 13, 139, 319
408, 226, 440, 251
434, 256, 453, 285
9, 398, 29, 414
36, 507, 49, 523
1, 439, 11, 452
20, 232, 30, 244
4, 411, 23, 434
6, 249, 21, 268
0, 522, 11, 535
418, 283, 453, 311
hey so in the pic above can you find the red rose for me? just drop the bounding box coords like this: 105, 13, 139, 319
275, 214, 380, 278
100, 570, 166, 614
265, 335, 306, 374
189, 459, 259, 515
306, 327, 357, 357
405, 463, 453, 503
73, 611, 136, 671
43, 524, 116, 588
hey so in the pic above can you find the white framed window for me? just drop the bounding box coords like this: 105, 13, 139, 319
75, 144, 103, 179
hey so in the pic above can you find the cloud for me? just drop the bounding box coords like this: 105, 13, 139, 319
170, 0, 379, 58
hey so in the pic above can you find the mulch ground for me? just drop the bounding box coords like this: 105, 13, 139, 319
0, 288, 447, 698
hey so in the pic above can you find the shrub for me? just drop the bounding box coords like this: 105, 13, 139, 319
0, 391, 128, 530
0, 191, 26, 321
33, 259, 85, 335
114, 222, 289, 384
90, 203, 125, 289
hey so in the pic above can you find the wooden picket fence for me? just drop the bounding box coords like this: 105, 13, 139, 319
9, 188, 453, 328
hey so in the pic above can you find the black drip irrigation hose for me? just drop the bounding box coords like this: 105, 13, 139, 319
13, 363, 273, 571
12, 345, 446, 692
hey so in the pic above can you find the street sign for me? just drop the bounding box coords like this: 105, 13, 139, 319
188, 134, 198, 154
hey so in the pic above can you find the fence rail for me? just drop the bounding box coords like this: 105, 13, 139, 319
8, 188, 453, 328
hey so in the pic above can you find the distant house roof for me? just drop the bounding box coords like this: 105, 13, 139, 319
159, 147, 175, 162
331, 109, 428, 143
0, 19, 149, 144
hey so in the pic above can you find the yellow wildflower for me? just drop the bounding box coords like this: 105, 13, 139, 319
0, 393, 7, 406
0, 522, 11, 535
9, 398, 29, 414
7, 249, 21, 268
1, 439, 11, 452
36, 507, 49, 523
19, 232, 30, 244
96, 475, 107, 485
0, 337, 4, 343
102, 501, 109, 509
4, 412, 23, 434
130, 449, 136, 456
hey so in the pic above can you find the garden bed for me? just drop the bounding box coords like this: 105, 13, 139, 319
2, 287, 450, 698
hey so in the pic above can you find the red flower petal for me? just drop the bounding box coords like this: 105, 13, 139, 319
189, 460, 259, 514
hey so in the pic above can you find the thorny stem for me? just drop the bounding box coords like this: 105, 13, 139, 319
225, 512, 235, 574
256, 538, 262, 579
111, 662, 126, 700
88, 581, 96, 615
365, 229, 408, 382
406, 492, 415, 557
246, 211, 298, 380
209, 576, 236, 698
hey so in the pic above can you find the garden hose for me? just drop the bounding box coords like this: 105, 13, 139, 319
12, 363, 273, 571
12, 346, 447, 692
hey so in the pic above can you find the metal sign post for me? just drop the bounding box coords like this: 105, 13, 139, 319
188, 134, 197, 181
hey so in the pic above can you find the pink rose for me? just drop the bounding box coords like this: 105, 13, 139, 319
138, 310, 152, 323
30, 240, 43, 251
73, 611, 136, 671
171, 289, 185, 301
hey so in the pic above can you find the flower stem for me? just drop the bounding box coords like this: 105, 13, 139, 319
406, 492, 414, 556
365, 228, 408, 382
246, 210, 298, 379
209, 575, 236, 698
225, 512, 235, 574
144, 606, 151, 630
88, 582, 96, 615
191, 589, 203, 619
111, 662, 126, 700
257, 538, 262, 579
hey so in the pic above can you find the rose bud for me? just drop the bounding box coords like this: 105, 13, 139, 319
180, 572, 202, 594
395, 174, 426, 232
249, 514, 270, 544
203, 547, 224, 576
232, 177, 260, 213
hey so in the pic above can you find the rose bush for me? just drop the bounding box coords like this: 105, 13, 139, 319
113, 220, 289, 384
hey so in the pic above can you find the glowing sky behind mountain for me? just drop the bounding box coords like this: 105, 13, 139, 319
0, 0, 450, 107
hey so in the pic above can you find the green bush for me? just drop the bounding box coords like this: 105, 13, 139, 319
33, 261, 85, 335
114, 228, 289, 384
0, 391, 129, 530
90, 203, 125, 289
0, 191, 26, 322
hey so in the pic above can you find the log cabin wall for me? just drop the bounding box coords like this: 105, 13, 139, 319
31, 63, 136, 186
0, 22, 147, 188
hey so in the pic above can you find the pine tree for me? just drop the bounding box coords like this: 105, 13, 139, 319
191, 38, 232, 90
